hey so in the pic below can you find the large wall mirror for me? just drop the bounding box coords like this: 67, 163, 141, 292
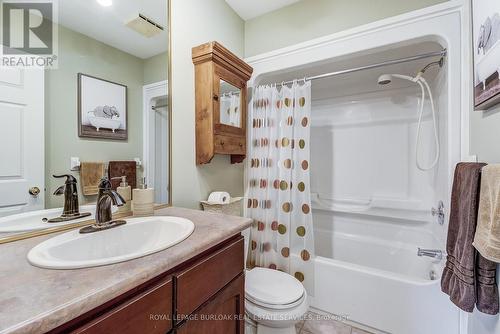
0, 0, 171, 243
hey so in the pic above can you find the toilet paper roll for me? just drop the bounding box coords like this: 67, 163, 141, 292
208, 191, 230, 204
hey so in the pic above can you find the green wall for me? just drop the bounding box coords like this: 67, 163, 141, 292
171, 0, 245, 209
144, 51, 168, 85
45, 25, 167, 208
470, 106, 500, 163
244, 0, 448, 57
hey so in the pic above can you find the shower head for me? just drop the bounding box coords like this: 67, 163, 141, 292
377, 74, 417, 86
377, 74, 393, 85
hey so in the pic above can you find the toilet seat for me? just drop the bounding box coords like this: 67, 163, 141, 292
245, 268, 305, 310
247, 292, 306, 310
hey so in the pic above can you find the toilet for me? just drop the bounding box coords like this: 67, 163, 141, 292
243, 230, 309, 334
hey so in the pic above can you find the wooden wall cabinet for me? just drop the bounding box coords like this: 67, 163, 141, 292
192, 41, 253, 165
50, 236, 245, 334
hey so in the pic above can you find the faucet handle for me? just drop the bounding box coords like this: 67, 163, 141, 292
53, 174, 77, 184
52, 174, 77, 196
431, 200, 445, 225
98, 177, 113, 190
53, 185, 65, 196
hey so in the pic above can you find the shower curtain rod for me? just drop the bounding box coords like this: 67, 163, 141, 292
276, 49, 447, 87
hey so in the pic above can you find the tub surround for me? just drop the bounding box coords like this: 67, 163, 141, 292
0, 207, 252, 334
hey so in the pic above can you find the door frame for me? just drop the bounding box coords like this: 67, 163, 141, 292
143, 80, 168, 201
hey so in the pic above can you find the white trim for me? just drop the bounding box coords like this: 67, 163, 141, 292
143, 80, 168, 91
459, 0, 476, 163
143, 80, 168, 196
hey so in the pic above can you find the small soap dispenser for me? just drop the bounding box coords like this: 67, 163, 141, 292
116, 176, 132, 213
132, 177, 155, 217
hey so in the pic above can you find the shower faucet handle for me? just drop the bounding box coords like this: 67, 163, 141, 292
431, 201, 445, 225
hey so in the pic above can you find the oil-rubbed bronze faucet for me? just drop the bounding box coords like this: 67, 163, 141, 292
80, 177, 126, 233
47, 174, 91, 223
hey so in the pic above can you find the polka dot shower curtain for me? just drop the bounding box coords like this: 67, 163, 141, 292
246, 81, 314, 294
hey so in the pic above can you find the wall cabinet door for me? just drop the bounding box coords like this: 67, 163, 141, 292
176, 274, 244, 334
213, 64, 246, 137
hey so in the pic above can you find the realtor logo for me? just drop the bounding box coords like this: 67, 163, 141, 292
1, 0, 58, 67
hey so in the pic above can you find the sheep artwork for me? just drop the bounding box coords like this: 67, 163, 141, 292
78, 73, 127, 140
90, 105, 120, 119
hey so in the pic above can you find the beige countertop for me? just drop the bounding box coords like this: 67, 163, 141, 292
0, 207, 252, 334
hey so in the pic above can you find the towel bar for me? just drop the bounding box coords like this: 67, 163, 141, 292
70, 157, 142, 171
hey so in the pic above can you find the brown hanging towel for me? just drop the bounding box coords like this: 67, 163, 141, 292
80, 162, 105, 196
441, 162, 499, 315
108, 161, 137, 190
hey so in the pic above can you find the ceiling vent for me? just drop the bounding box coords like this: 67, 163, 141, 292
126, 14, 164, 38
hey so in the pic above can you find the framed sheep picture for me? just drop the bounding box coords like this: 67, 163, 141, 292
78, 73, 128, 140
472, 0, 500, 110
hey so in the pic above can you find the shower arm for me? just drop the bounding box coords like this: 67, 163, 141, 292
418, 57, 445, 75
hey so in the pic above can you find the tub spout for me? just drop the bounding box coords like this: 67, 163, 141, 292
417, 248, 443, 260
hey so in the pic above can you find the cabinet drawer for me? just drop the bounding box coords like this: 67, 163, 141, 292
214, 134, 245, 155
175, 237, 244, 319
74, 278, 172, 334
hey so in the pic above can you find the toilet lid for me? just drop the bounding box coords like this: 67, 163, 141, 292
245, 268, 304, 306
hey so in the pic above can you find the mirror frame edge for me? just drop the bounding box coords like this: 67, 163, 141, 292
167, 0, 172, 209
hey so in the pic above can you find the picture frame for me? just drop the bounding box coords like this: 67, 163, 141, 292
472, 0, 500, 110
78, 73, 128, 140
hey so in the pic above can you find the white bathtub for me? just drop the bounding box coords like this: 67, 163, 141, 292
310, 209, 460, 334
87, 114, 121, 132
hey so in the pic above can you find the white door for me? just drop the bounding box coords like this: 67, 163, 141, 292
0, 67, 44, 216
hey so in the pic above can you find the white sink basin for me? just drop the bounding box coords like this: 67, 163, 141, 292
27, 216, 195, 269
0, 205, 116, 234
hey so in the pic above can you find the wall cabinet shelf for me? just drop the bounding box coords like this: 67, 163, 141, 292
192, 41, 253, 164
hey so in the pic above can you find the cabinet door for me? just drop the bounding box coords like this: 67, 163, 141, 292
213, 64, 246, 137
175, 237, 244, 319
176, 274, 244, 334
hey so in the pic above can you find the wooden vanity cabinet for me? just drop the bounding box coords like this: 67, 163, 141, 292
50, 236, 244, 334
192, 41, 253, 165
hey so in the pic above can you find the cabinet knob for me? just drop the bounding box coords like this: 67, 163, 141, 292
220, 141, 225, 146
239, 143, 243, 147
213, 94, 219, 101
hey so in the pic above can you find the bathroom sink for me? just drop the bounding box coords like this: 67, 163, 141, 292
0, 205, 117, 234
27, 216, 195, 269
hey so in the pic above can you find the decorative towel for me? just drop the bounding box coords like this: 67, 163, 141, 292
441, 163, 499, 315
80, 162, 105, 196
108, 161, 137, 190
474, 165, 500, 262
